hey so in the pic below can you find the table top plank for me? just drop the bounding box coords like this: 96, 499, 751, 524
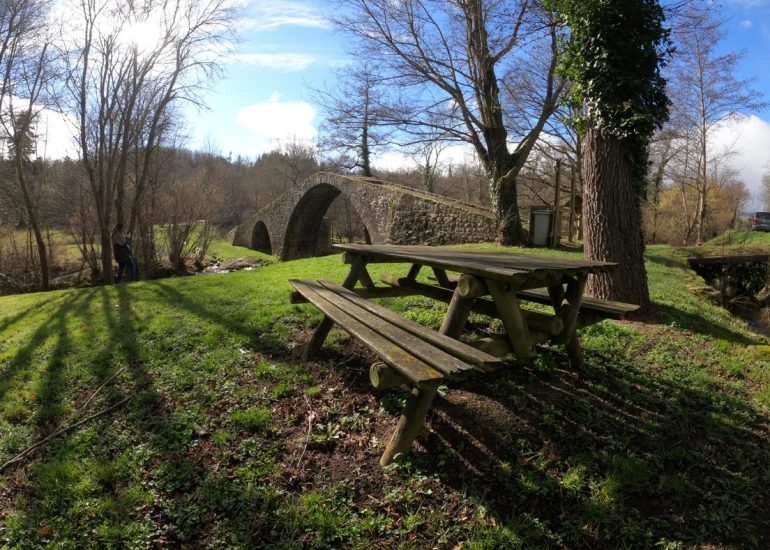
334, 244, 614, 283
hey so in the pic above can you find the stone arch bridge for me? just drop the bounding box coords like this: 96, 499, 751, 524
228, 172, 496, 261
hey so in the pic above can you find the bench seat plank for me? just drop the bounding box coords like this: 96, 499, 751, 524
310, 281, 476, 377
290, 279, 444, 385
298, 279, 490, 379
317, 280, 502, 372
514, 287, 638, 319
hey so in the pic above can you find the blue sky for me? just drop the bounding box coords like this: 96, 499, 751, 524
183, 0, 770, 203
184, 0, 346, 159
39, 0, 769, 203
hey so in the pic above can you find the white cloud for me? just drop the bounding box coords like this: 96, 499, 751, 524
244, 0, 329, 31
236, 96, 317, 153
37, 109, 78, 159
710, 114, 770, 209
739, 19, 754, 29
233, 52, 316, 71
372, 144, 478, 172
0, 100, 78, 160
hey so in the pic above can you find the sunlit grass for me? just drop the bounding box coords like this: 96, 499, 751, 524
0, 242, 768, 547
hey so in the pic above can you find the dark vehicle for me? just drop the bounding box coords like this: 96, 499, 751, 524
750, 212, 770, 231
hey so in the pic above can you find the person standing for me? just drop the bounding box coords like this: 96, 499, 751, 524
111, 223, 137, 283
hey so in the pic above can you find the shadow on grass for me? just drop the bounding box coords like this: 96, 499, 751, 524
150, 280, 290, 355
652, 302, 757, 345
644, 251, 686, 269
0, 293, 84, 402
2, 285, 183, 546
416, 350, 770, 547
0, 293, 69, 334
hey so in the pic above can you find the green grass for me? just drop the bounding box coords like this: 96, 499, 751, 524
700, 229, 770, 254
1, 242, 769, 548
206, 235, 274, 264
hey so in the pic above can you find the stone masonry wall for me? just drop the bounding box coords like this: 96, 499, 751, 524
230, 172, 496, 260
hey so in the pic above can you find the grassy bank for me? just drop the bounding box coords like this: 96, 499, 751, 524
0, 242, 769, 548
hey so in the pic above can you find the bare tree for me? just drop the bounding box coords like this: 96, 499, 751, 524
331, 0, 563, 244
762, 168, 770, 212
60, 0, 234, 282
313, 62, 396, 177
0, 0, 53, 290
409, 132, 449, 193
669, 7, 766, 244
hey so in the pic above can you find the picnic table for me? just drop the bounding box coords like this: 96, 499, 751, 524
290, 244, 639, 465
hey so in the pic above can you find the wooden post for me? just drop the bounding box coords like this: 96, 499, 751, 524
557, 275, 586, 345
380, 382, 439, 466
568, 166, 577, 243
431, 267, 452, 288
456, 274, 487, 298
551, 160, 562, 248
548, 278, 587, 369
485, 278, 533, 358
380, 279, 474, 466
406, 263, 422, 280
439, 290, 474, 338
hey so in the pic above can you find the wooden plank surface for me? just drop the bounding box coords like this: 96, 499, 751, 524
514, 287, 639, 319
310, 281, 478, 377
318, 280, 503, 372
687, 253, 770, 266
290, 279, 444, 385
335, 244, 615, 284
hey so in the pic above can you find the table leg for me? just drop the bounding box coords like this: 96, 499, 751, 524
432, 267, 452, 288
486, 279, 534, 358
302, 255, 368, 360
551, 275, 587, 369
406, 263, 422, 280
381, 280, 471, 465
380, 382, 439, 466
440, 288, 474, 338
556, 275, 586, 344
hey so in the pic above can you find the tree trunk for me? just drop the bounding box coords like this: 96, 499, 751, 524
100, 225, 113, 284
696, 184, 707, 245
491, 177, 525, 245
13, 155, 49, 291
582, 128, 650, 310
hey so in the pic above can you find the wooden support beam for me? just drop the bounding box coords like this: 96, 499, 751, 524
555, 275, 586, 345
439, 290, 473, 338
380, 382, 439, 466
406, 263, 422, 280
457, 274, 487, 298
431, 267, 452, 288
566, 336, 585, 370
370, 361, 410, 390
379, 272, 563, 335
473, 331, 549, 357
358, 267, 375, 289
485, 278, 534, 358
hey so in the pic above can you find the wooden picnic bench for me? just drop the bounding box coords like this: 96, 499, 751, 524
290, 244, 639, 465
289, 278, 503, 465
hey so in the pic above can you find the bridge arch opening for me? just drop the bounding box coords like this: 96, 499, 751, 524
251, 221, 272, 254
282, 183, 371, 260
